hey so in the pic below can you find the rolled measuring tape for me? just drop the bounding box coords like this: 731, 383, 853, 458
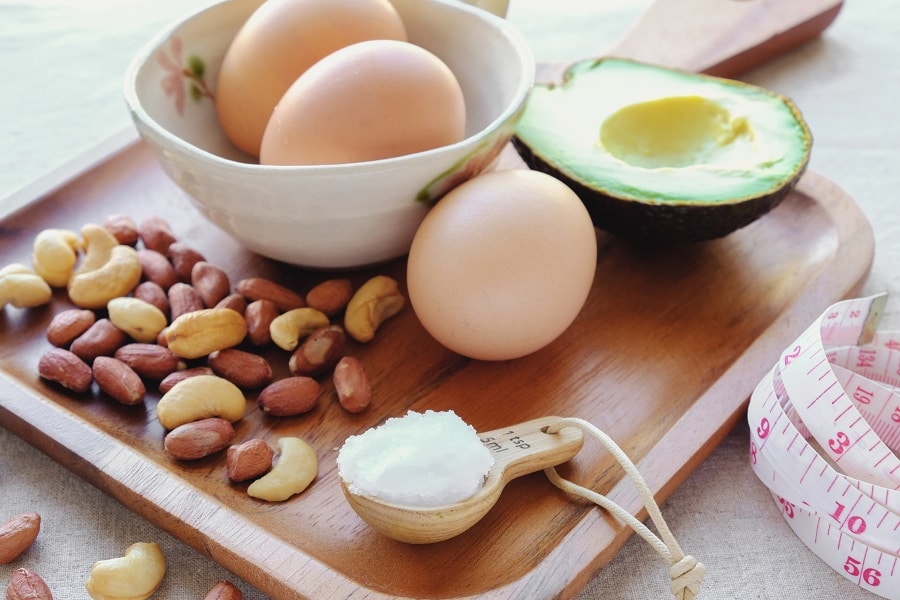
748, 293, 900, 599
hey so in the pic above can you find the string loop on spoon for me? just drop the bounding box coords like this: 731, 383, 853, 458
543, 417, 706, 600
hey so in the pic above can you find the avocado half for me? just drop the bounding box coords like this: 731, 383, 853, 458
512, 58, 812, 241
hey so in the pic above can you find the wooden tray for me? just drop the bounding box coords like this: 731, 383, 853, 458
0, 140, 874, 599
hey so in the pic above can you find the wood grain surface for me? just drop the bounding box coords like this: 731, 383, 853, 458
0, 0, 866, 598
0, 140, 873, 599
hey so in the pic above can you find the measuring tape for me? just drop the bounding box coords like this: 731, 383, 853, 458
748, 293, 900, 599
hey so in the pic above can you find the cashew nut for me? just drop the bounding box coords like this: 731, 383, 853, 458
156, 374, 246, 429
107, 297, 168, 343
68, 245, 142, 309
343, 275, 405, 343
74, 223, 119, 275
0, 263, 52, 309
31, 228, 81, 287
247, 436, 318, 502
165, 308, 247, 359
269, 307, 330, 351
85, 541, 166, 600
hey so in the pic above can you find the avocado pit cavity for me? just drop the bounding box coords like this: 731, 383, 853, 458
599, 95, 753, 169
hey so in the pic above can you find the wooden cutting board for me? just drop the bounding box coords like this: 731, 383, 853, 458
0, 1, 864, 598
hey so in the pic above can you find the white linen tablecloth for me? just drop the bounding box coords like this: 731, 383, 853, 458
2, 1, 897, 598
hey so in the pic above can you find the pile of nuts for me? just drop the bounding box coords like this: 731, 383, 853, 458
3, 213, 406, 503
1, 510, 247, 599
1, 213, 410, 597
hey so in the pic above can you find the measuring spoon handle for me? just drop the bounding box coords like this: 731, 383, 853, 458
479, 416, 584, 486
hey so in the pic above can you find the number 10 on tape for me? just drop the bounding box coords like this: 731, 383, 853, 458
749, 293, 900, 599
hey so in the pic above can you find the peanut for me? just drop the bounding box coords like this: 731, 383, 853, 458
205, 581, 244, 600
139, 215, 177, 254
85, 541, 166, 600
38, 348, 93, 394
137, 248, 178, 290
305, 278, 353, 316
6, 568, 52, 600
159, 366, 214, 394
167, 282, 204, 320
244, 299, 278, 347
343, 275, 405, 343
215, 293, 246, 314
288, 324, 345, 376
70, 318, 128, 363
235, 277, 305, 311
46, 308, 96, 347
107, 296, 168, 343
208, 348, 273, 389
257, 377, 320, 417
104, 213, 139, 246
93, 356, 146, 405
191, 261, 230, 307
0, 512, 41, 564
156, 374, 246, 429
226, 439, 274, 482
269, 307, 329, 351
333, 356, 371, 413
247, 437, 318, 501
114, 343, 182, 380
166, 242, 205, 282
132, 280, 170, 315
31, 228, 80, 287
164, 417, 235, 460
165, 307, 247, 359
0, 264, 53, 309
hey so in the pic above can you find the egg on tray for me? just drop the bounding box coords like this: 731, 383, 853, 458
407, 169, 598, 361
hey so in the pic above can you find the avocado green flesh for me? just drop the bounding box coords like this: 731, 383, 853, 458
513, 58, 812, 240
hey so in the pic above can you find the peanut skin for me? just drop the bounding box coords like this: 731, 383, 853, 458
164, 417, 235, 460
93, 356, 146, 405
38, 348, 93, 394
46, 308, 96, 347
6, 567, 52, 600
205, 580, 244, 600
0, 512, 41, 564
257, 377, 320, 416
226, 439, 274, 483
333, 356, 371, 413
70, 318, 128, 363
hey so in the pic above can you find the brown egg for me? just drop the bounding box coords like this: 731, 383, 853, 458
259, 40, 466, 166
215, 0, 407, 157
407, 169, 598, 361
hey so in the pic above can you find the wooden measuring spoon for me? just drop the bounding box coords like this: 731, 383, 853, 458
340, 416, 584, 544
535, 0, 844, 84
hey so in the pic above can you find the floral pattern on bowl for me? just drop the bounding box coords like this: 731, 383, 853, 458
158, 35, 214, 117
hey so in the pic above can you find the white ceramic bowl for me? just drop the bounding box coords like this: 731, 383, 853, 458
124, 0, 534, 269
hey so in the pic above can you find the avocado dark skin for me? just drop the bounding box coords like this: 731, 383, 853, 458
513, 58, 812, 242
